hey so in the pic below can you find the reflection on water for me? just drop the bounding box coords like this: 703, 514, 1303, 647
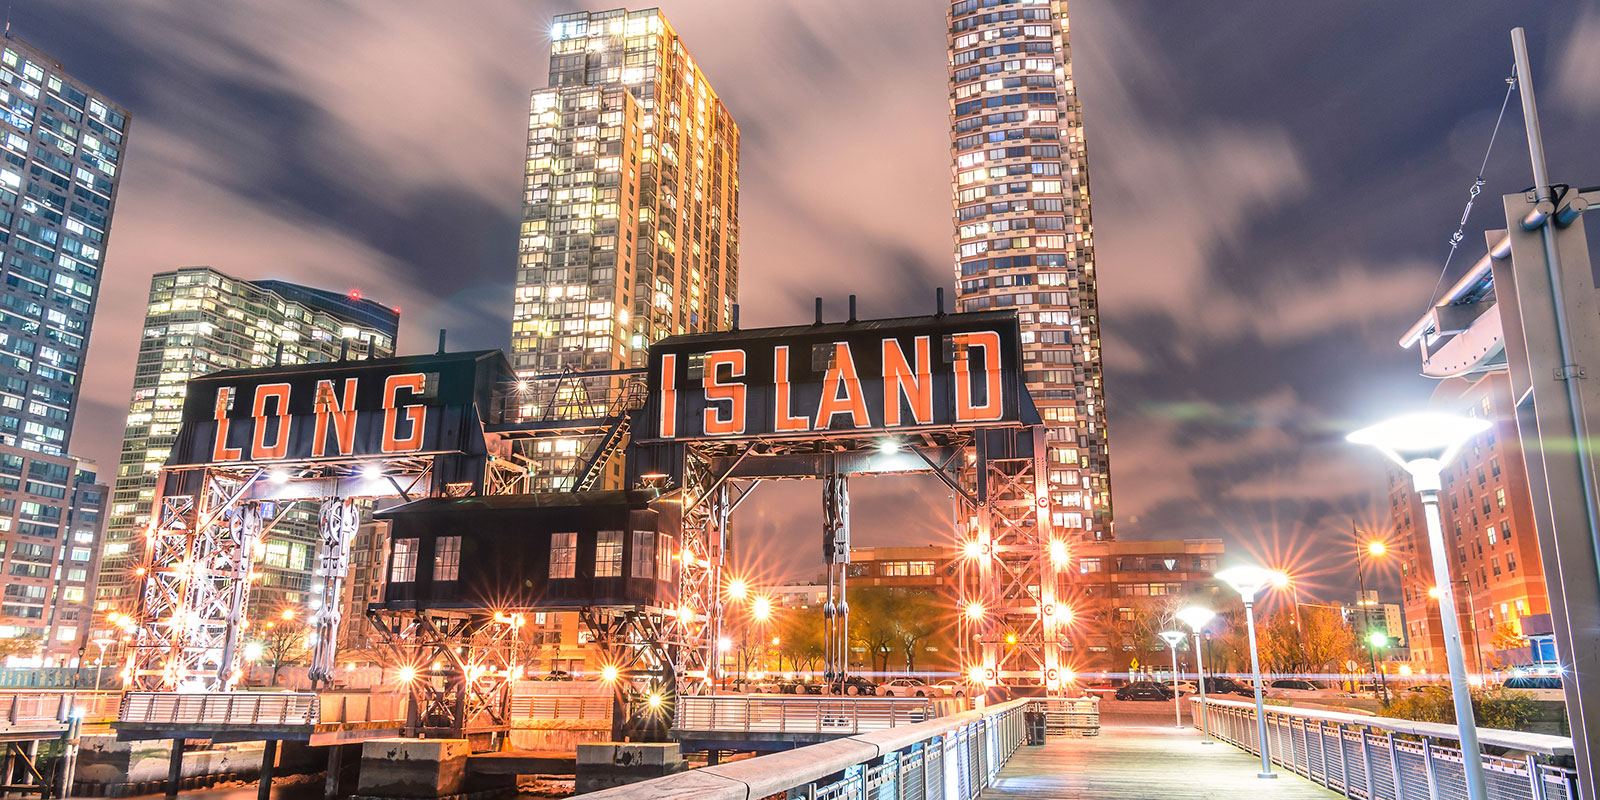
97, 778, 324, 800
90, 774, 573, 800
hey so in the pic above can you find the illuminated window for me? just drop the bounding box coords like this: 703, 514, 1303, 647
434, 536, 461, 581
549, 533, 577, 579
595, 531, 623, 577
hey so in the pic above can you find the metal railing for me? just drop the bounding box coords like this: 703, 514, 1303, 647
509, 693, 610, 722
119, 690, 408, 727
589, 698, 1029, 800
1197, 697, 1578, 800
120, 691, 319, 726
675, 694, 936, 735
0, 690, 120, 727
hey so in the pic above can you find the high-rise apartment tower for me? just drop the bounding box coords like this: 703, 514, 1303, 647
0, 37, 130, 455
95, 267, 398, 630
511, 7, 739, 489
947, 0, 1111, 541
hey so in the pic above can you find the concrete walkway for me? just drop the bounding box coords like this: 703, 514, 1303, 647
982, 716, 1341, 800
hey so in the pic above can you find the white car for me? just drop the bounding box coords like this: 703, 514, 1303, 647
933, 679, 972, 697
1502, 675, 1564, 701
1265, 679, 1352, 700
878, 678, 935, 697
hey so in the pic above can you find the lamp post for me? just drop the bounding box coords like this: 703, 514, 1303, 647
90, 638, 113, 692
1350, 412, 1493, 800
1157, 630, 1186, 728
1216, 564, 1288, 779
1354, 529, 1388, 700
1176, 606, 1217, 743
1368, 632, 1392, 704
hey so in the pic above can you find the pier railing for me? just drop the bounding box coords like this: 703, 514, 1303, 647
590, 698, 1029, 800
674, 694, 936, 735
1197, 697, 1578, 800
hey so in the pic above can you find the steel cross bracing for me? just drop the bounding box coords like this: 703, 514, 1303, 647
126, 468, 265, 691
367, 610, 516, 738
955, 440, 1067, 688
645, 424, 1064, 695
121, 454, 455, 694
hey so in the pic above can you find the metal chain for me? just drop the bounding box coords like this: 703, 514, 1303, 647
1426, 73, 1518, 308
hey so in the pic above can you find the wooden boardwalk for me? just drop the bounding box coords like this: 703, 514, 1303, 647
983, 720, 1342, 799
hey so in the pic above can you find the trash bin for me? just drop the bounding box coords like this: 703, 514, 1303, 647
1025, 710, 1046, 745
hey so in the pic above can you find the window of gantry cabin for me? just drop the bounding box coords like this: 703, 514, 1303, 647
550, 532, 577, 579
391, 538, 419, 583
596, 531, 623, 577
434, 536, 462, 582
656, 533, 675, 581
632, 530, 655, 579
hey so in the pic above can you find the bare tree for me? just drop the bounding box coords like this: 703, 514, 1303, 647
262, 619, 308, 685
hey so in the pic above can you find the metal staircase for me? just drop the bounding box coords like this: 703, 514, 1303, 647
571, 375, 647, 492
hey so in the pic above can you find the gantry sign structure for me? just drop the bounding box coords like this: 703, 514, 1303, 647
122, 307, 1075, 742
121, 351, 530, 721
630, 309, 1073, 692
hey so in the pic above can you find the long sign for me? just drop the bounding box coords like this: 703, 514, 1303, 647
641, 311, 1026, 441
170, 351, 511, 466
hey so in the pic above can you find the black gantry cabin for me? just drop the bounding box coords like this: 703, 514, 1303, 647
372, 490, 679, 612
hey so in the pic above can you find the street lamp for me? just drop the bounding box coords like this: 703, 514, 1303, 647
1349, 412, 1492, 800
1157, 630, 1187, 729
90, 638, 114, 692
1368, 632, 1391, 703
1176, 606, 1217, 743
1215, 564, 1288, 779
1352, 525, 1388, 699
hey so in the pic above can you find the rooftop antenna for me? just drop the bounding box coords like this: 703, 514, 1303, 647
5, 6, 12, 39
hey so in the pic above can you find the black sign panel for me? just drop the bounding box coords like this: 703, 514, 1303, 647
169, 350, 513, 466
640, 311, 1026, 441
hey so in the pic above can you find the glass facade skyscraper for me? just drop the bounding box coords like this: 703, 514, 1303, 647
95, 267, 398, 628
0, 37, 129, 456
511, 7, 739, 490
948, 0, 1111, 541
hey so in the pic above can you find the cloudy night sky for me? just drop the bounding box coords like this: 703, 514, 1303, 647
18, 1, 1600, 601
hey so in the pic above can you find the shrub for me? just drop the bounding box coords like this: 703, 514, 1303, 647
1378, 687, 1538, 732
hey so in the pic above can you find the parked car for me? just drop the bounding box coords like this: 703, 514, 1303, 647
1084, 680, 1124, 699
1171, 680, 1199, 696
1502, 675, 1565, 701
878, 677, 934, 697
1266, 679, 1352, 700
1202, 677, 1254, 697
933, 679, 971, 697
779, 678, 824, 695
1113, 681, 1174, 701
837, 676, 879, 696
